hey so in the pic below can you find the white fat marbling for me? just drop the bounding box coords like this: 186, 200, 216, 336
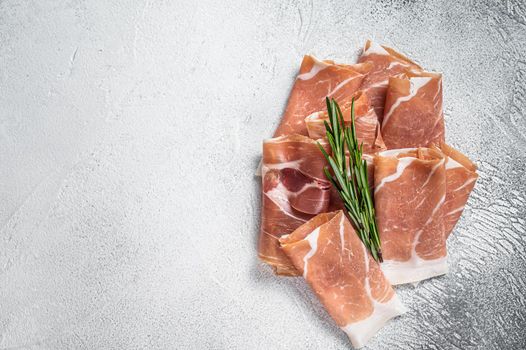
382, 77, 432, 127
381, 256, 449, 285
261, 159, 303, 172
363, 41, 390, 56
454, 177, 478, 192
326, 75, 359, 99
446, 157, 464, 170
377, 148, 417, 157
374, 157, 415, 194
297, 56, 329, 80
264, 183, 309, 223
302, 227, 321, 278
338, 213, 346, 253
342, 293, 407, 348
342, 230, 407, 348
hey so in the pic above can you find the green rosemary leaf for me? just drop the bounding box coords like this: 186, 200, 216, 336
319, 98, 383, 262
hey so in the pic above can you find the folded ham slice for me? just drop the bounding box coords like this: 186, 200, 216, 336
274, 55, 370, 137
279, 211, 406, 348
374, 148, 447, 285
382, 71, 445, 149
432, 143, 478, 237
358, 40, 422, 122
259, 134, 331, 276
304, 91, 386, 154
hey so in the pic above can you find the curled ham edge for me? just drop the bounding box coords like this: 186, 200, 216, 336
360, 40, 421, 68
432, 143, 478, 237
279, 211, 406, 349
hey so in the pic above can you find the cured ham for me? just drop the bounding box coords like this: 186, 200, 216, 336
304, 91, 386, 154
432, 143, 478, 237
259, 134, 331, 276
255, 42, 479, 347
279, 211, 406, 348
274, 55, 371, 137
358, 40, 421, 122
382, 71, 445, 149
374, 148, 447, 285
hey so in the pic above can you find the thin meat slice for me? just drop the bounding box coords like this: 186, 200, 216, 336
374, 148, 447, 285
432, 143, 478, 237
279, 211, 406, 348
305, 91, 386, 154
382, 71, 445, 149
259, 135, 331, 275
358, 40, 422, 122
274, 55, 370, 137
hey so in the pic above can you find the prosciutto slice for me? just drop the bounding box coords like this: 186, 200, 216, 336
259, 134, 331, 275
382, 71, 445, 149
304, 91, 386, 154
358, 40, 421, 122
279, 211, 406, 348
374, 148, 447, 285
274, 55, 370, 137
432, 143, 478, 237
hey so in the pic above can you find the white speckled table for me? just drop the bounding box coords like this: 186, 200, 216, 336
1, 1, 525, 349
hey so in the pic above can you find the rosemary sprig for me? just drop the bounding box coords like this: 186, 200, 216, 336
317, 98, 383, 262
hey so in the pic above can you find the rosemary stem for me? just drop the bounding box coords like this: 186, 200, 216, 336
317, 98, 382, 262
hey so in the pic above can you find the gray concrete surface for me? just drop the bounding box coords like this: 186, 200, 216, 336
1, 0, 525, 349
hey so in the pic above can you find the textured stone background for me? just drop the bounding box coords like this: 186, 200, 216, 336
1, 0, 525, 349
